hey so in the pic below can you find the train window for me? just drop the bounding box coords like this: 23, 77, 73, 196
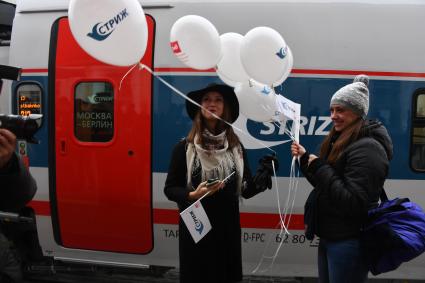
16, 83, 42, 116
416, 94, 425, 118
411, 91, 425, 172
74, 82, 114, 142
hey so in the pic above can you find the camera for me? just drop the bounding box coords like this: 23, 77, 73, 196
0, 64, 21, 81
0, 114, 42, 143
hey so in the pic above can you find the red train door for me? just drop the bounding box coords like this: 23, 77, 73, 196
51, 16, 154, 253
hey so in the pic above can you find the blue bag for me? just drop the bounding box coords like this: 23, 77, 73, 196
361, 190, 425, 275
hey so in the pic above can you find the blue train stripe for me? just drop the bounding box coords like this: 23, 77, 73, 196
17, 74, 425, 180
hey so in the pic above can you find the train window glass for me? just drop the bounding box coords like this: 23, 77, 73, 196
16, 83, 42, 116
411, 127, 425, 172
74, 82, 114, 142
416, 94, 425, 118
411, 91, 425, 172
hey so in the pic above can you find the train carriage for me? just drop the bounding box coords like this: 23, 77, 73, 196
0, 0, 424, 280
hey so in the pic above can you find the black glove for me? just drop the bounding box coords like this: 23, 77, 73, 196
253, 154, 279, 191
259, 154, 279, 173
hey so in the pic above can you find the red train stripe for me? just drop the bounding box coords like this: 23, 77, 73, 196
21, 68, 49, 73
291, 69, 425, 78
29, 201, 305, 230
154, 67, 216, 73
21, 67, 425, 78
153, 208, 304, 230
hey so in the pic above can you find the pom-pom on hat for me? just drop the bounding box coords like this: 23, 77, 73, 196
330, 74, 370, 119
186, 84, 240, 123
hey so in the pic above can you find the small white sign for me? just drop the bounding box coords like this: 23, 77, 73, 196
180, 197, 212, 243
273, 95, 301, 142
274, 95, 300, 122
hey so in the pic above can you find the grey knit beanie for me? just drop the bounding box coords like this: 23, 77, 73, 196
330, 74, 370, 119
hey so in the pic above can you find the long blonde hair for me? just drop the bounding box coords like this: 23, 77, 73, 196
320, 118, 364, 165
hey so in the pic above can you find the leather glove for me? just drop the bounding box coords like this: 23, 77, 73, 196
259, 154, 279, 173
253, 154, 279, 191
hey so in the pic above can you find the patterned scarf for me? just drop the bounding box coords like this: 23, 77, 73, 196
186, 129, 244, 194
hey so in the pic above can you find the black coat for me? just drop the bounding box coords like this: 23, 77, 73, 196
301, 120, 393, 240
0, 153, 37, 212
164, 140, 264, 283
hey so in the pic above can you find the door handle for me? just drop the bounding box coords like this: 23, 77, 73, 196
59, 139, 67, 155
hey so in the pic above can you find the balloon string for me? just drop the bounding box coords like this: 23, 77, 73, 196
271, 122, 299, 230
251, 123, 299, 274
119, 63, 139, 91
273, 120, 295, 141
251, 161, 287, 274
285, 157, 300, 231
273, 160, 289, 235
251, 157, 300, 274
138, 63, 278, 155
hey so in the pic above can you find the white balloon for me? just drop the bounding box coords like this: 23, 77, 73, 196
240, 26, 290, 86
216, 33, 250, 87
68, 0, 148, 66
274, 47, 294, 86
170, 15, 222, 70
234, 80, 277, 122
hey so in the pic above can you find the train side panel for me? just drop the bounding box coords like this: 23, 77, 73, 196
5, 0, 425, 279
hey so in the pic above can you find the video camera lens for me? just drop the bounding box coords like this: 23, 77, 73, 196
0, 114, 42, 143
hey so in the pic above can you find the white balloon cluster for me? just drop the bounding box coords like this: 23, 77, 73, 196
169, 15, 293, 123
67, 1, 293, 124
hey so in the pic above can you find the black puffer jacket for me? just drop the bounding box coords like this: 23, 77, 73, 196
301, 120, 393, 240
0, 153, 37, 212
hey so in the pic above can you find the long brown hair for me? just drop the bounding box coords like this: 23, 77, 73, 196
186, 99, 240, 148
320, 118, 364, 165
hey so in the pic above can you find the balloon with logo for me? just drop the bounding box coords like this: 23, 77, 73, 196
240, 26, 290, 86
234, 80, 277, 122
274, 47, 294, 86
170, 15, 222, 70
68, 0, 148, 66
216, 33, 250, 87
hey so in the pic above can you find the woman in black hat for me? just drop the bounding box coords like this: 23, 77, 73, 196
164, 84, 278, 283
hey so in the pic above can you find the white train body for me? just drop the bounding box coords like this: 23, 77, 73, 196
0, 0, 424, 280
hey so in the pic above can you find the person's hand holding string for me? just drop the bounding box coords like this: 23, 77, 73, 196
291, 142, 317, 166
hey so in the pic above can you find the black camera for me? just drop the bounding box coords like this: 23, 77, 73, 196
0, 114, 42, 143
0, 64, 21, 81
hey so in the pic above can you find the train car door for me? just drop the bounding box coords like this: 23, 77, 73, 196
50, 16, 154, 253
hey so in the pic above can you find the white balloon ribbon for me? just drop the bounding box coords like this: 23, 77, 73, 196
252, 116, 301, 274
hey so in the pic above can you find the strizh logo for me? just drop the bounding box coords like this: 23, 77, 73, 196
275, 46, 287, 59
87, 8, 129, 41
261, 86, 271, 95
189, 210, 204, 234
170, 41, 182, 54
235, 115, 332, 149
87, 93, 113, 104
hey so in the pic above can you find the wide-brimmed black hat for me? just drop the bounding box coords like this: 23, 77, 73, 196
186, 84, 239, 123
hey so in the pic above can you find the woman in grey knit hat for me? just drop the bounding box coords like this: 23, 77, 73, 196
291, 75, 393, 283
